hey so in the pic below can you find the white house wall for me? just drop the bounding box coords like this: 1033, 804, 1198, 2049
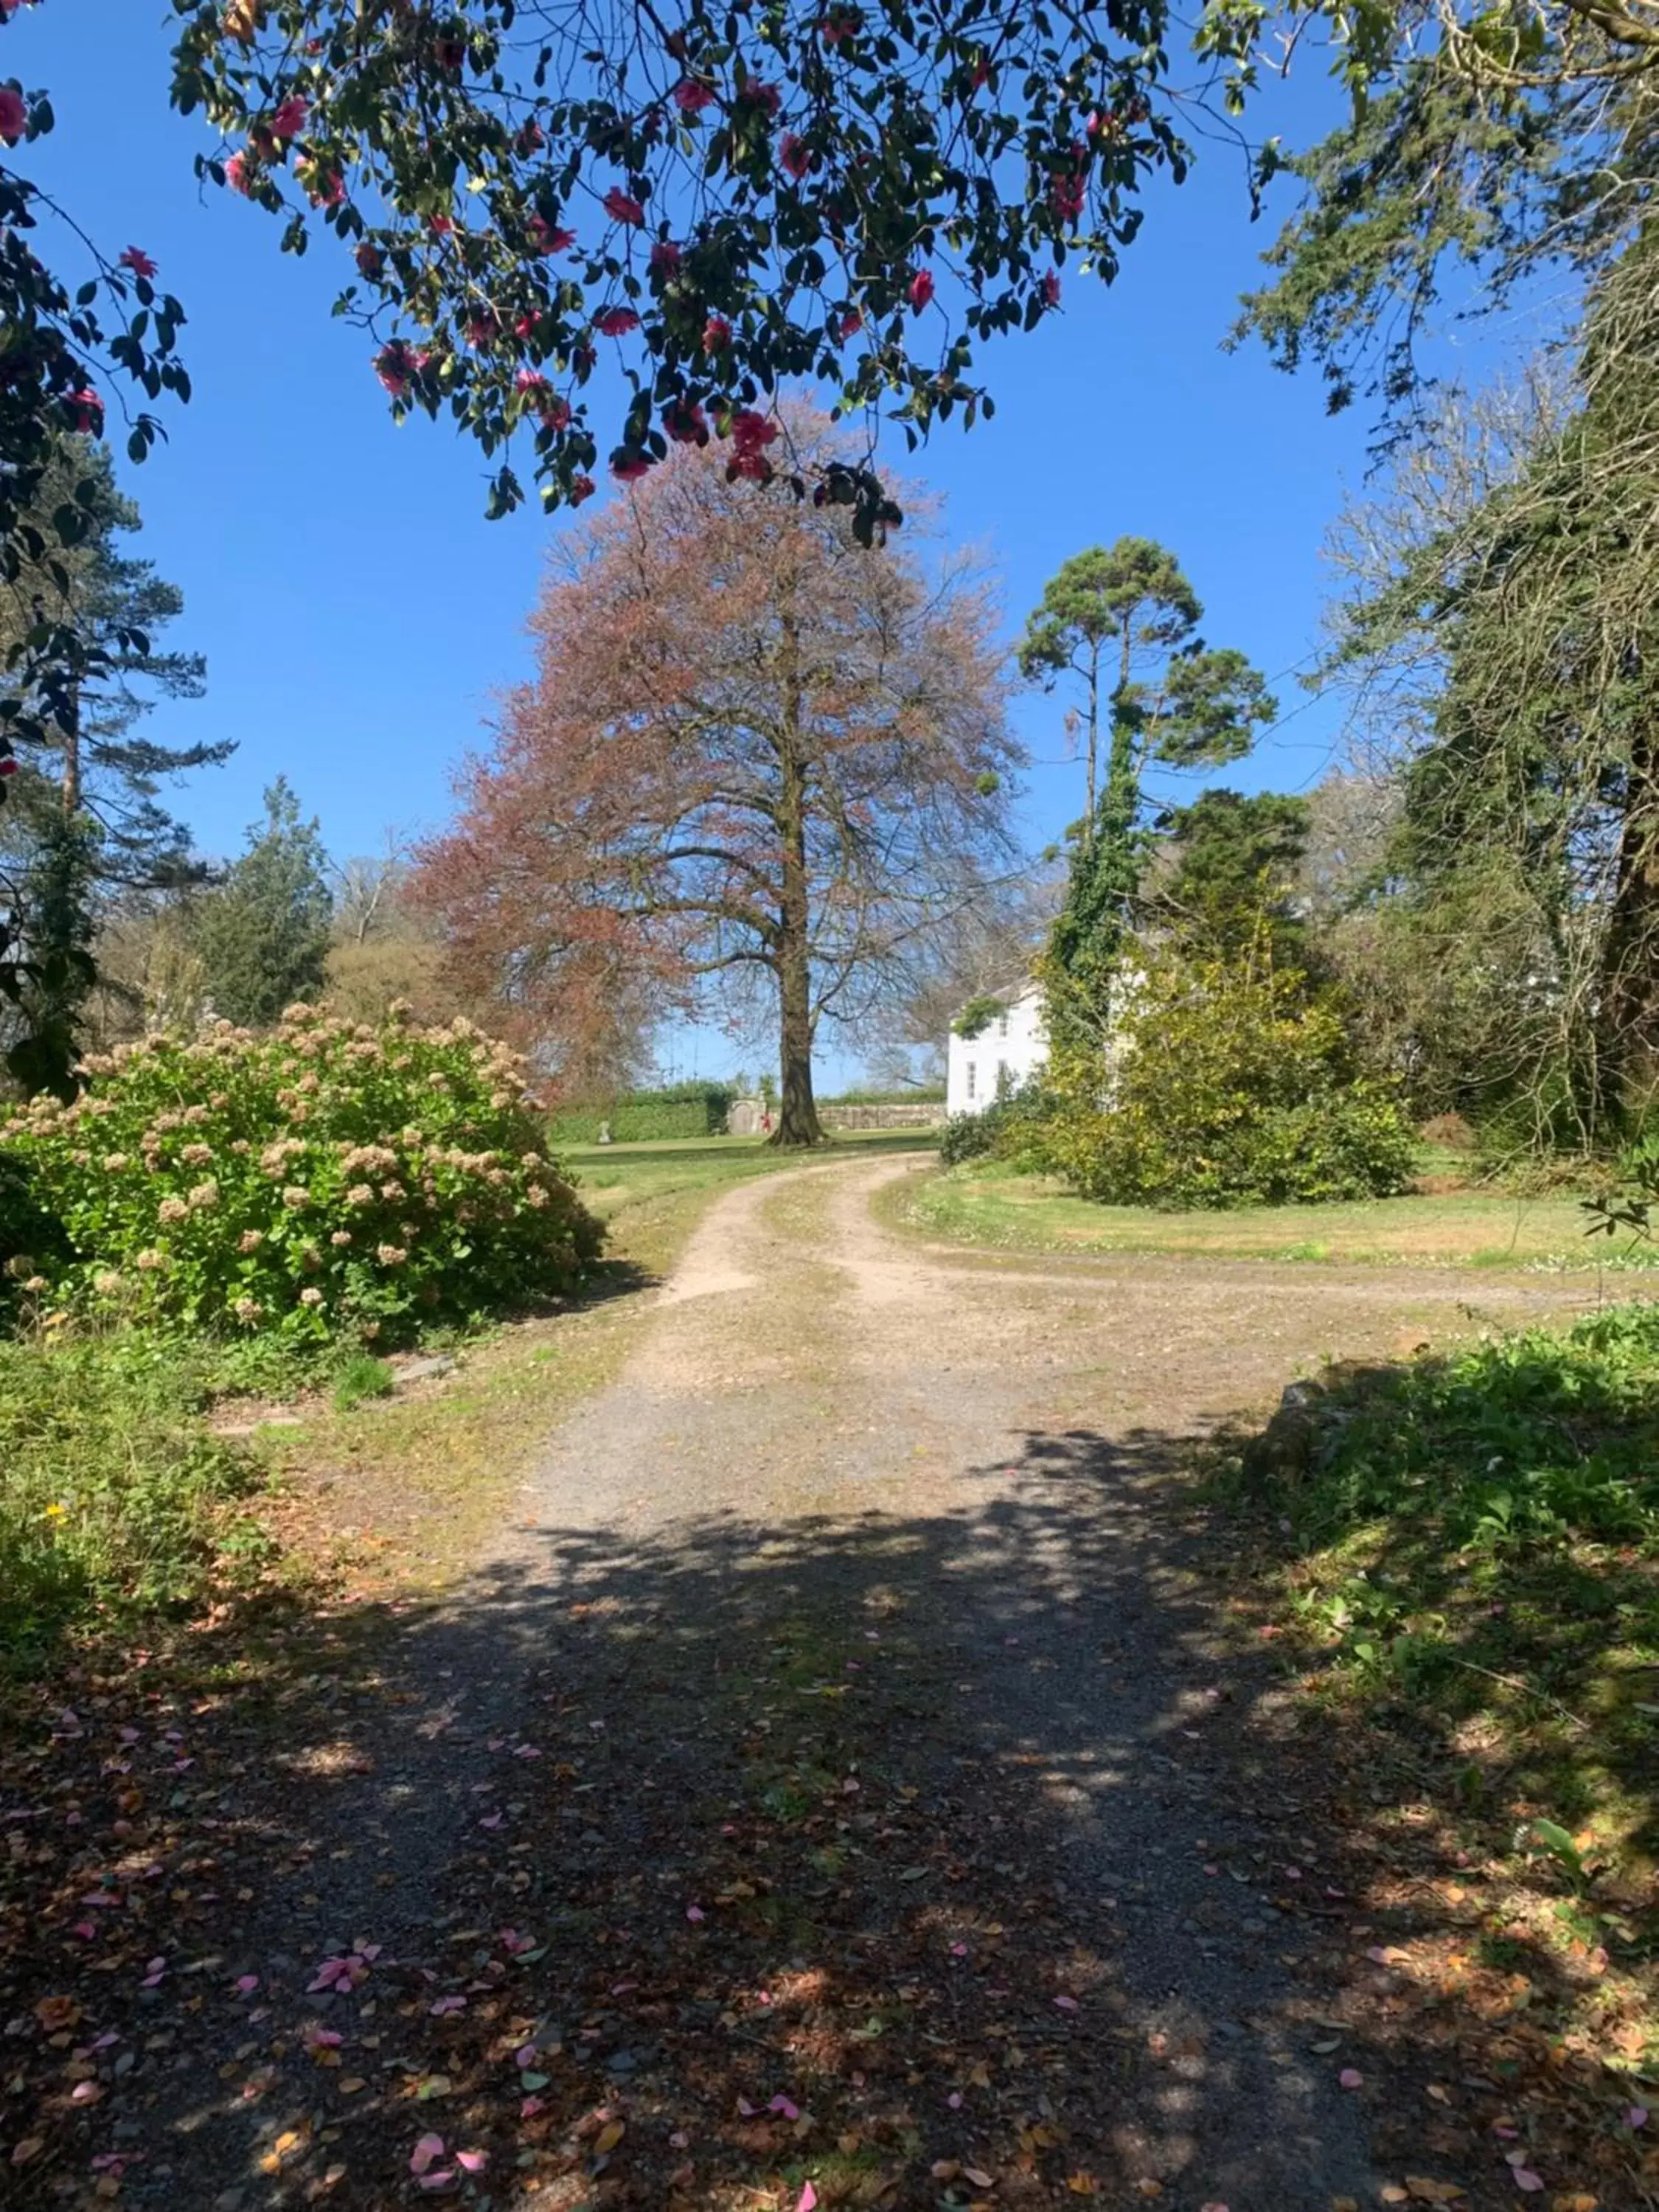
945, 988, 1046, 1116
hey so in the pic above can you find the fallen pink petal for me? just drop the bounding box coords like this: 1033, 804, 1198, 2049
409, 2133, 445, 2176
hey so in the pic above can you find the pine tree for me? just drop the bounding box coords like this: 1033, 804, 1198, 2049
1026, 540, 1276, 1057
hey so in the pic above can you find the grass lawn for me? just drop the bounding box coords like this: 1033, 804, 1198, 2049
897, 1160, 1643, 1271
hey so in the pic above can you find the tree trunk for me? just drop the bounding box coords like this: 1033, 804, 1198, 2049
769, 607, 823, 1147
1600, 727, 1659, 1127
1084, 639, 1099, 836
773, 932, 821, 1146
61, 684, 81, 817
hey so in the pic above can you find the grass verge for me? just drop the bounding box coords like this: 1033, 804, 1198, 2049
1223, 1298, 1659, 2096
4, 1128, 914, 1665
897, 1160, 1639, 1270
0, 1331, 271, 1669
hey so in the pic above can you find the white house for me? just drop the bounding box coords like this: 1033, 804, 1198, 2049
945, 978, 1046, 1116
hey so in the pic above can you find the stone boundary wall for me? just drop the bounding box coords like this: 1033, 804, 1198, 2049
821, 1102, 945, 1130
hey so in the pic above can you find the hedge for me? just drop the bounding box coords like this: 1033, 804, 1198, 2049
549, 1080, 738, 1144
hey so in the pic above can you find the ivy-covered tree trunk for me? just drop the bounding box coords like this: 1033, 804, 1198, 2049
1600, 728, 1659, 1122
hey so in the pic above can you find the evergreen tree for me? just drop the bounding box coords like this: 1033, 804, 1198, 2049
1153, 788, 1312, 957
0, 442, 223, 1088
1028, 541, 1276, 1052
193, 779, 333, 1029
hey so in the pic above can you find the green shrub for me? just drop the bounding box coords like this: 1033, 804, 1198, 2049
0, 1332, 267, 1660
0, 1150, 68, 1324
1270, 1301, 1659, 1555
819, 1085, 947, 1107
1051, 949, 1416, 1208
549, 1079, 737, 1144
1, 1004, 602, 1345
939, 1079, 1058, 1171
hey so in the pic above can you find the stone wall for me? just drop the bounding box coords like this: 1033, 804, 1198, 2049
726, 1097, 945, 1133
820, 1102, 945, 1130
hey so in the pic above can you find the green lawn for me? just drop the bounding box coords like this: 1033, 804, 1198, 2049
897, 1161, 1646, 1271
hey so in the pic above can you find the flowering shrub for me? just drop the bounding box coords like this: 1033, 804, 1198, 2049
1, 1004, 602, 1343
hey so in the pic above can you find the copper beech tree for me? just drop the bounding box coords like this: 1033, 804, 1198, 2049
414, 414, 1017, 1144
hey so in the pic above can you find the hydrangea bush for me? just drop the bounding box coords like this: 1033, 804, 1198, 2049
1, 1004, 602, 1343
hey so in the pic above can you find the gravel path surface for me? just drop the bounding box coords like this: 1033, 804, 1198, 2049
13, 1159, 1604, 2212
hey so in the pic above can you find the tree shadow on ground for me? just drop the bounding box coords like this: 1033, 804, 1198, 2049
1, 1421, 1652, 2208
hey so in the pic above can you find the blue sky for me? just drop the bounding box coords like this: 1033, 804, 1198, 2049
21, 4, 1394, 1081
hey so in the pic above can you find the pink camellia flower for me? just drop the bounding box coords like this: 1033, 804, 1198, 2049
838, 308, 863, 338
663, 397, 708, 445
702, 313, 731, 353
513, 368, 549, 410
672, 78, 714, 114
779, 133, 810, 180
224, 149, 253, 195
740, 80, 782, 117
437, 36, 466, 70
355, 241, 383, 279
603, 186, 645, 225
517, 119, 544, 155
730, 408, 779, 459
820, 12, 856, 45
375, 341, 415, 397
0, 84, 27, 145
1049, 168, 1085, 221
526, 213, 576, 254
569, 473, 596, 504
1041, 269, 1061, 308
428, 212, 454, 237
611, 451, 653, 483
907, 266, 934, 311
67, 388, 102, 433
649, 237, 682, 277
465, 312, 499, 349
302, 163, 345, 207
0, 755, 18, 779
270, 94, 308, 139
119, 246, 159, 280
594, 306, 640, 337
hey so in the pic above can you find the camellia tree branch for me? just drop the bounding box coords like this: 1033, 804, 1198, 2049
167, 0, 1204, 538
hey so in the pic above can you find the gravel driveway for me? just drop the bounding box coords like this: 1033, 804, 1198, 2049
11, 1158, 1604, 2212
